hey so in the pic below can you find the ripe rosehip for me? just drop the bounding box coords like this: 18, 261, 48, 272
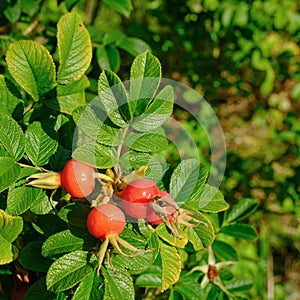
87, 204, 125, 239
60, 159, 95, 198
121, 178, 159, 219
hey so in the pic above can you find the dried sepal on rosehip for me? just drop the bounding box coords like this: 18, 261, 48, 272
86, 203, 154, 275
146, 190, 207, 237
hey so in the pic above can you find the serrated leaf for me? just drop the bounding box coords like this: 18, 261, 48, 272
221, 224, 258, 241
74, 105, 122, 146
0, 210, 23, 265
25, 122, 58, 166
6, 40, 56, 101
198, 184, 229, 213
0, 111, 25, 160
46, 76, 90, 115
46, 250, 94, 292
125, 130, 168, 152
160, 241, 181, 290
103, 0, 133, 17
57, 12, 92, 84
117, 37, 150, 57
186, 212, 215, 249
0, 75, 23, 116
0, 157, 20, 192
19, 241, 53, 272
6, 186, 48, 216
170, 159, 207, 204
98, 70, 130, 126
135, 265, 162, 288
30, 190, 52, 215
57, 203, 90, 229
72, 142, 117, 168
97, 44, 120, 72
226, 198, 258, 223
155, 224, 187, 248
103, 264, 134, 300
130, 51, 161, 114
72, 271, 104, 300
132, 85, 174, 132
23, 277, 59, 300
42, 228, 96, 257
112, 228, 159, 274
212, 240, 238, 261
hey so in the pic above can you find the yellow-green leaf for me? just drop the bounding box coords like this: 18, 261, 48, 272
57, 12, 92, 84
0, 210, 23, 265
6, 40, 56, 101
160, 242, 181, 291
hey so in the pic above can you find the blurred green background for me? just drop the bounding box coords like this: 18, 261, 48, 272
0, 0, 299, 299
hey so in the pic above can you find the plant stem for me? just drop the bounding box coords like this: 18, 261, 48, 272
114, 126, 129, 177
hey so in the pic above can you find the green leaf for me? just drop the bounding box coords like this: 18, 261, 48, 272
42, 228, 96, 257
57, 12, 92, 84
4, 1, 21, 23
25, 122, 58, 166
0, 157, 20, 192
125, 129, 168, 152
130, 51, 161, 114
0, 75, 23, 116
185, 212, 215, 249
117, 37, 150, 57
19, 241, 53, 272
46, 250, 94, 292
103, 0, 133, 18
221, 224, 258, 241
170, 159, 208, 204
58, 203, 90, 229
6, 186, 47, 216
131, 85, 174, 132
0, 209, 23, 265
73, 105, 123, 146
135, 265, 162, 288
97, 44, 121, 72
6, 40, 56, 101
212, 240, 238, 261
30, 191, 52, 215
226, 198, 258, 223
46, 76, 90, 115
102, 265, 134, 300
198, 185, 229, 213
112, 228, 159, 274
0, 111, 25, 160
23, 277, 59, 300
98, 70, 130, 126
155, 224, 187, 248
160, 241, 181, 290
174, 272, 206, 300
72, 271, 104, 300
120, 151, 167, 182
72, 142, 117, 168
225, 278, 253, 292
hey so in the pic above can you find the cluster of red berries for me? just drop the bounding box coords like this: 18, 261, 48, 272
26, 159, 199, 274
